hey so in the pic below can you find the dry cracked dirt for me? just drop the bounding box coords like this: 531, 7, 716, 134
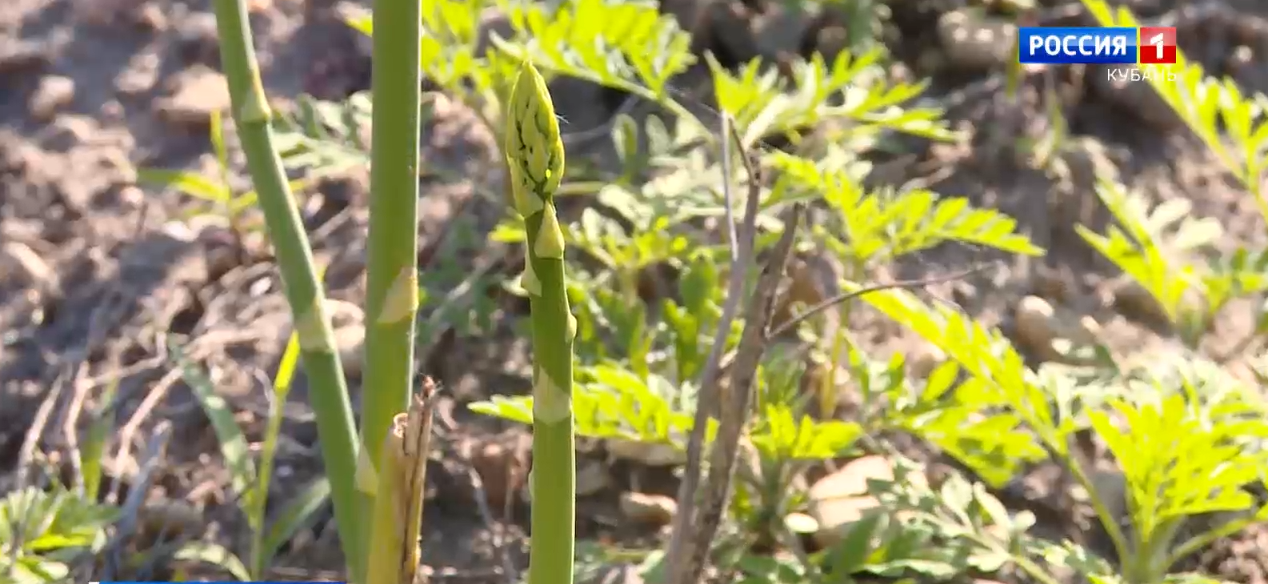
3, 0, 1268, 582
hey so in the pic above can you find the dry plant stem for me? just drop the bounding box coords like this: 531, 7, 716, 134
210, 0, 362, 579
767, 264, 995, 338
358, 0, 423, 576
665, 117, 759, 580
675, 204, 804, 584
366, 379, 437, 584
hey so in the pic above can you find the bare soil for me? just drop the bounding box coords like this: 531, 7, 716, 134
2, 0, 1268, 582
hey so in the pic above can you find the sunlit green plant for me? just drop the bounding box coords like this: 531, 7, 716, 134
207, 0, 422, 580
0, 484, 119, 584
841, 282, 1268, 584
135, 110, 308, 245
167, 335, 332, 581
1076, 0, 1268, 349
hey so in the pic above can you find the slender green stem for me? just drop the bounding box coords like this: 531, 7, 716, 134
357, 0, 422, 579
210, 0, 362, 579
506, 61, 576, 584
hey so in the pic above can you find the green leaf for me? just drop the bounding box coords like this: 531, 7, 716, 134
273, 332, 302, 400
1081, 0, 1268, 212
712, 50, 956, 149
826, 511, 885, 574
768, 151, 1042, 266
173, 541, 253, 581
135, 168, 230, 203
492, 0, 695, 104
1075, 178, 1211, 329
257, 477, 331, 570
81, 380, 119, 501
470, 363, 711, 446
170, 341, 257, 509
272, 92, 377, 179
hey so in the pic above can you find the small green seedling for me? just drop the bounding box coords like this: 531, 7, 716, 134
168, 334, 332, 581
135, 110, 308, 248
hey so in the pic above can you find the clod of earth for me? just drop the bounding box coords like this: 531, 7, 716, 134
576, 460, 613, 497
808, 455, 925, 548
936, 9, 1017, 71
1013, 295, 1102, 363
619, 492, 678, 526
29, 74, 75, 121
0, 241, 53, 288
154, 65, 231, 129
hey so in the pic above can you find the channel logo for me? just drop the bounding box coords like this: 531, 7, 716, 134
1017, 26, 1177, 65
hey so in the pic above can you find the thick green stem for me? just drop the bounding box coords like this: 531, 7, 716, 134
210, 0, 362, 579
506, 61, 576, 584
357, 0, 422, 579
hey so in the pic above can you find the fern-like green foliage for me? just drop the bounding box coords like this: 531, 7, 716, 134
709, 50, 956, 150
1074, 180, 1217, 321
0, 484, 118, 583
841, 285, 1069, 477
1081, 0, 1268, 216
492, 0, 695, 102
1075, 178, 1268, 345
345, 0, 694, 129
766, 150, 1044, 268
136, 110, 303, 230
750, 403, 863, 461
469, 362, 715, 446
271, 92, 374, 178
848, 281, 1268, 582
1091, 383, 1268, 539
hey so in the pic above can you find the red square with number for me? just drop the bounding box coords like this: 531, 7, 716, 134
1139, 26, 1177, 64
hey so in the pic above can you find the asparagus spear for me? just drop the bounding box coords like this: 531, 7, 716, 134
505, 60, 577, 584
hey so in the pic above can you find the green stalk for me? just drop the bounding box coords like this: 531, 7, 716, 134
505, 61, 576, 584
356, 0, 422, 579
210, 0, 363, 579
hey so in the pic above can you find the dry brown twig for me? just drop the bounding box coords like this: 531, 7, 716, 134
364, 377, 439, 584
664, 114, 761, 582
660, 108, 994, 584
678, 203, 804, 584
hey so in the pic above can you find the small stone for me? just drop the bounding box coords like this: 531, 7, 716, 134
139, 500, 203, 537
154, 66, 231, 128
99, 99, 125, 123
783, 512, 819, 534
1015, 295, 1059, 349
470, 433, 531, 508
606, 439, 686, 466
619, 492, 677, 526
808, 455, 922, 547
907, 340, 946, 379
134, 2, 167, 30
115, 52, 160, 97
0, 41, 51, 75
576, 460, 612, 497
175, 12, 220, 64
1105, 278, 1173, 326
1014, 295, 1101, 363
29, 75, 75, 121
323, 299, 366, 378
938, 9, 1016, 70
1, 241, 52, 288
